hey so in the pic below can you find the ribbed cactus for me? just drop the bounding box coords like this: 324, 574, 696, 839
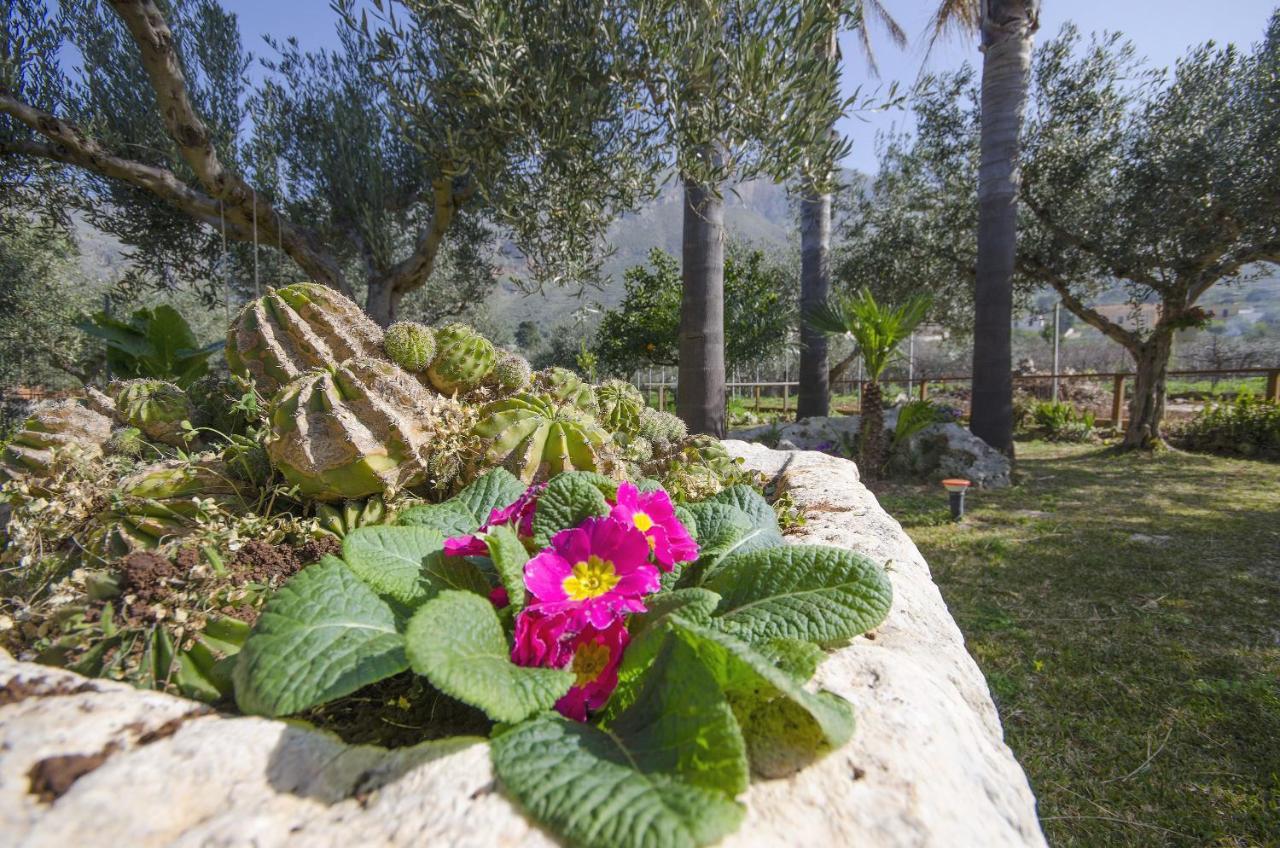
641, 434, 742, 501
226, 283, 384, 395
110, 379, 192, 446
86, 455, 255, 559
315, 495, 393, 538
0, 398, 115, 483
383, 321, 437, 372
532, 367, 597, 413
426, 323, 496, 394
637, 407, 688, 451
595, 379, 645, 434
490, 349, 532, 393
266, 357, 474, 501
473, 392, 616, 482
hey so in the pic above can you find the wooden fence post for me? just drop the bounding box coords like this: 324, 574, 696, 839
782, 383, 789, 415
658, 384, 666, 413
753, 384, 761, 413
919, 380, 928, 401
1111, 374, 1126, 430
1267, 370, 1280, 403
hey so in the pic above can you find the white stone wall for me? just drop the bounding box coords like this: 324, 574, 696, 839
0, 444, 1045, 847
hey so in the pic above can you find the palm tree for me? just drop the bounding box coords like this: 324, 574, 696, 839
797, 1, 904, 421
807, 289, 931, 478
931, 0, 1040, 454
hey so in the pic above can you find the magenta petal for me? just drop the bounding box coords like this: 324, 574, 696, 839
444, 535, 489, 557
615, 564, 661, 596
524, 551, 572, 603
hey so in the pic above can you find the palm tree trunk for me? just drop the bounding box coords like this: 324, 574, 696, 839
859, 379, 885, 480
970, 1, 1037, 455
798, 186, 832, 420
678, 176, 726, 437
1123, 331, 1173, 449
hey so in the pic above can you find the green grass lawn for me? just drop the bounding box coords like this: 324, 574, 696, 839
873, 442, 1280, 847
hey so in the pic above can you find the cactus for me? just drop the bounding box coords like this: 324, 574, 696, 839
642, 434, 743, 501
266, 357, 474, 501
595, 379, 645, 434
189, 372, 259, 438
636, 407, 688, 450
426, 323, 496, 394
532, 367, 597, 414
491, 349, 532, 393
0, 397, 115, 483
111, 379, 192, 446
86, 455, 255, 559
383, 321, 437, 372
105, 426, 147, 458
473, 392, 616, 483
315, 495, 394, 538
226, 283, 384, 395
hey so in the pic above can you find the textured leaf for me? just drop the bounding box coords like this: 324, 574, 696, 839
484, 524, 529, 612
405, 590, 571, 723
531, 472, 611, 548
671, 617, 854, 776
708, 485, 780, 535
704, 545, 892, 644
493, 715, 744, 848
454, 468, 526, 522
679, 502, 780, 585
342, 526, 446, 606
757, 638, 826, 682
630, 587, 721, 636
234, 556, 407, 717
397, 500, 479, 536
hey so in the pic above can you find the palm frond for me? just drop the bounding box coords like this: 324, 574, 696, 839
805, 288, 933, 381
925, 0, 981, 57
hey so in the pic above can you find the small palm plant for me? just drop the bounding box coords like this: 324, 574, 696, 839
806, 289, 932, 478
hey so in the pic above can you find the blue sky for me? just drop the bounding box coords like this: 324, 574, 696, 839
225, 1, 1278, 174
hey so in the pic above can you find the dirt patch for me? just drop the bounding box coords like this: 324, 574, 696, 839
228, 536, 338, 585
27, 743, 119, 802
303, 672, 491, 749
0, 676, 96, 708
119, 551, 180, 607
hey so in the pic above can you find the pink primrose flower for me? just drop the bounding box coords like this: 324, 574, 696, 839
608, 482, 699, 570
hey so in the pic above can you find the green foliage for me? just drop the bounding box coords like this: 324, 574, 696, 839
406, 590, 573, 722
79, 306, 221, 389
427, 323, 496, 394
530, 471, 613, 548
892, 400, 942, 450
806, 289, 932, 381
1029, 401, 1095, 443
595, 247, 797, 374
1176, 393, 1280, 459
383, 321, 437, 372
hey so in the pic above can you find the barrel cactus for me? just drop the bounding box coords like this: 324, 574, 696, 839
0, 398, 115, 484
642, 434, 742, 501
595, 379, 645, 434
265, 357, 474, 501
637, 407, 688, 452
383, 321, 437, 373
426, 323, 496, 395
473, 392, 616, 482
110, 379, 192, 446
226, 283, 384, 395
490, 349, 532, 393
532, 367, 597, 414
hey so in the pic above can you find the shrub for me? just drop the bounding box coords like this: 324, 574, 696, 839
1175, 393, 1280, 460
891, 400, 942, 451
1030, 401, 1095, 442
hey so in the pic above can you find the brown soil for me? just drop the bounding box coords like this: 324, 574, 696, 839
119, 552, 180, 607
0, 676, 96, 708
302, 672, 492, 748
27, 743, 118, 802
227, 536, 339, 585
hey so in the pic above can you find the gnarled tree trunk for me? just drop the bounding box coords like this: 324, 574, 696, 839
971, 1, 1038, 456
1123, 332, 1173, 449
678, 177, 726, 437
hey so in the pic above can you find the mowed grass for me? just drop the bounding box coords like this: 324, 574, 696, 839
873, 442, 1280, 847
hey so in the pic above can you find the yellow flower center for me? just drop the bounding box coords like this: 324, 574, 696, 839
562, 555, 620, 601
571, 642, 611, 686
632, 511, 654, 532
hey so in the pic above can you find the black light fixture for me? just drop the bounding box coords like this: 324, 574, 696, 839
942, 478, 971, 521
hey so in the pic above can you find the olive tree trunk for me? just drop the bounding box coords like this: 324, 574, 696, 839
797, 186, 832, 420
971, 1, 1037, 455
678, 177, 727, 437
1123, 331, 1174, 449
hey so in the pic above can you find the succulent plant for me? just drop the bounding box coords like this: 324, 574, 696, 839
110, 379, 192, 446
642, 434, 743, 501
189, 372, 260, 438
266, 357, 474, 501
315, 494, 394, 538
637, 407, 688, 449
383, 321, 437, 372
532, 367, 597, 414
491, 349, 532, 393
0, 397, 116, 483
426, 323, 496, 394
473, 392, 617, 482
595, 379, 645, 434
86, 455, 256, 559
105, 426, 147, 458
225, 283, 385, 395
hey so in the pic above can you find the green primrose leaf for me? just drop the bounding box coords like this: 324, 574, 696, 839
396, 499, 479, 536
454, 467, 526, 522
630, 587, 722, 637
707, 485, 780, 535
703, 545, 893, 645
484, 524, 530, 612
343, 525, 488, 606
405, 590, 571, 723
233, 556, 408, 717
531, 472, 611, 548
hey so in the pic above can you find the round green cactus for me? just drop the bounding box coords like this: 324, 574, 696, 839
532, 367, 597, 414
595, 379, 645, 434
637, 407, 688, 447
226, 283, 385, 395
383, 321, 437, 372
491, 349, 532, 393
266, 357, 474, 501
426, 323, 497, 394
473, 391, 616, 483
105, 426, 147, 458
110, 379, 192, 446
189, 372, 259, 438
0, 398, 115, 484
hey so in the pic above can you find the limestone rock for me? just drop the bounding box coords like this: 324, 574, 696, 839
0, 444, 1044, 847
889, 422, 1012, 489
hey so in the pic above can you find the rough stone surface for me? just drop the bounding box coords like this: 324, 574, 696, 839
0, 444, 1044, 847
733, 415, 1012, 489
